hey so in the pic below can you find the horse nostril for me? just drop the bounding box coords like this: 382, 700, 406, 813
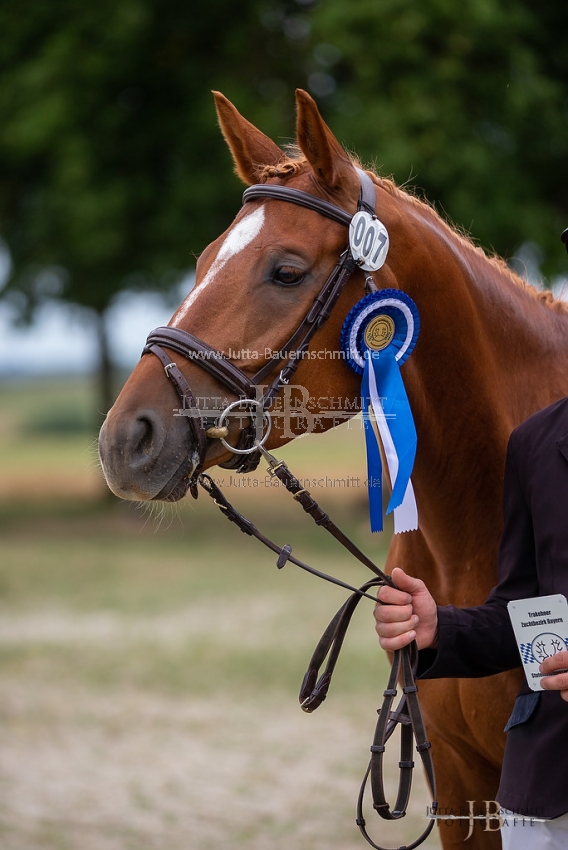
128, 409, 167, 467
132, 417, 154, 456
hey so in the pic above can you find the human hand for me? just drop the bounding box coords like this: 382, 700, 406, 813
374, 567, 438, 652
540, 650, 568, 702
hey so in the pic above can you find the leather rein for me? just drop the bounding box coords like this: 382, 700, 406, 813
141, 170, 438, 850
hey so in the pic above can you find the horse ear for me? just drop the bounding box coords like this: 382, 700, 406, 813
212, 91, 284, 185
295, 89, 355, 191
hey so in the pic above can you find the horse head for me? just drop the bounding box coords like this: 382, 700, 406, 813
99, 90, 398, 502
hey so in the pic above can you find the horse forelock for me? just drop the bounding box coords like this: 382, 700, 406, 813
256, 143, 317, 182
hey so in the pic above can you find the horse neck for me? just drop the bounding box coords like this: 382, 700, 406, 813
388, 205, 568, 603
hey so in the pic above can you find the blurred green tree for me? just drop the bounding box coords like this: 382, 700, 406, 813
0, 0, 314, 419
307, 0, 568, 278
1, 0, 567, 426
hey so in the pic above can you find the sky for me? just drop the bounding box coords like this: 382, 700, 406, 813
0, 236, 195, 379
0, 290, 181, 377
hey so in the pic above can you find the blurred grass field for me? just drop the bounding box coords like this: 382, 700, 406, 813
0, 376, 440, 850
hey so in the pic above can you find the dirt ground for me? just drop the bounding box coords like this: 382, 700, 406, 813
0, 389, 440, 850
0, 611, 440, 850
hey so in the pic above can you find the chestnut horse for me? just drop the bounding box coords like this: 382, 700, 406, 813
99, 90, 568, 848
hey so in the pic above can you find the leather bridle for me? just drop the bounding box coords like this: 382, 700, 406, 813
140, 168, 438, 850
142, 168, 377, 484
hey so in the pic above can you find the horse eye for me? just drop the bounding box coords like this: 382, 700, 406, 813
272, 265, 305, 286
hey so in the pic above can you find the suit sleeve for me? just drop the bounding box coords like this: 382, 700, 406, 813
417, 432, 539, 679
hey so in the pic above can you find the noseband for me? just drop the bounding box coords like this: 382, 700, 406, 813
142, 168, 377, 488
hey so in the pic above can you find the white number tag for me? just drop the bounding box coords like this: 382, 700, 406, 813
349, 211, 389, 271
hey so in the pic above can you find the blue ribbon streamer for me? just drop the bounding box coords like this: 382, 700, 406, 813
361, 354, 384, 532
362, 348, 417, 532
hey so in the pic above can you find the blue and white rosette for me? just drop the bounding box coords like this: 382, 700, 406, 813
340, 289, 420, 534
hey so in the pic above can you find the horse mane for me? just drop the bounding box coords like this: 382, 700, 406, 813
258, 150, 567, 315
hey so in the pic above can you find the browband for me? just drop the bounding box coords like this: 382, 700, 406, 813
242, 184, 352, 227
243, 166, 377, 227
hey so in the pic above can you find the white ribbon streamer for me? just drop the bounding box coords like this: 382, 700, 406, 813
367, 360, 418, 533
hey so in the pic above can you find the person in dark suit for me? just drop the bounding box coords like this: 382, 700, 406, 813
375, 398, 568, 849
374, 233, 568, 849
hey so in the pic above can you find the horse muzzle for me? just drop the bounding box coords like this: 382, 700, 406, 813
98, 403, 199, 501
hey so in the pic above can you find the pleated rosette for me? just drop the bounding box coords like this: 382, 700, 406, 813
340, 289, 420, 533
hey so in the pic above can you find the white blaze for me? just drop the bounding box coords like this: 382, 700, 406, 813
174, 207, 265, 323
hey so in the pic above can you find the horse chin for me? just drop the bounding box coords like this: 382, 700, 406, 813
151, 450, 201, 502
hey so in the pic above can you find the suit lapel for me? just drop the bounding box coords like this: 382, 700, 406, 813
556, 430, 568, 464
